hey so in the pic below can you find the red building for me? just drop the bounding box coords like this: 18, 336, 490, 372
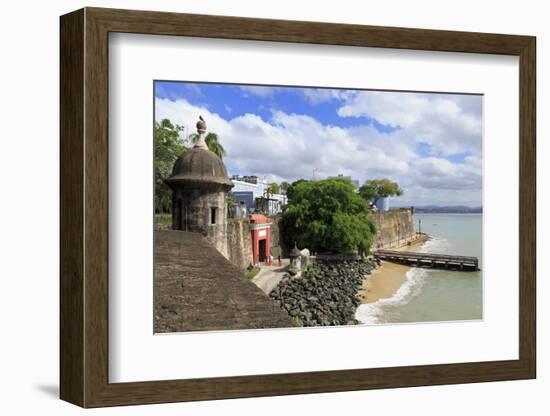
249, 214, 272, 265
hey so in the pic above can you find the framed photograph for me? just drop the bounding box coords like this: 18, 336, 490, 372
60, 7, 536, 408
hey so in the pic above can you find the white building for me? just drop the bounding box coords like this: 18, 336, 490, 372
375, 197, 391, 211
229, 175, 287, 215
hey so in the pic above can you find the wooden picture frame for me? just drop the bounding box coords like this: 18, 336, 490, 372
60, 7, 536, 408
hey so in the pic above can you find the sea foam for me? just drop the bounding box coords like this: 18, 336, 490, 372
355, 267, 428, 324
421, 236, 451, 254
355, 237, 449, 325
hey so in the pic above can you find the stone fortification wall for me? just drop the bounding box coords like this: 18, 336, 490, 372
212, 215, 284, 269
206, 218, 253, 271
204, 208, 416, 268
267, 215, 285, 259
267, 210, 416, 257
155, 230, 293, 332
371, 208, 417, 249
172, 188, 227, 232
225, 219, 253, 270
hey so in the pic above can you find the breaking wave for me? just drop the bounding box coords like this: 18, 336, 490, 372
355, 237, 449, 325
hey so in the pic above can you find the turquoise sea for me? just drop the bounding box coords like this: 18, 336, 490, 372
356, 213, 483, 324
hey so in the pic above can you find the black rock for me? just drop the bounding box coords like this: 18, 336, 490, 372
272, 258, 379, 327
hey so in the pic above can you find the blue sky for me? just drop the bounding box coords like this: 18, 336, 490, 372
155, 82, 398, 134
155, 81, 483, 206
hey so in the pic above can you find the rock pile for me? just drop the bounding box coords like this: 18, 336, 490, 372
270, 258, 380, 326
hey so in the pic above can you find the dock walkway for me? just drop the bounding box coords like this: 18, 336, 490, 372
374, 249, 479, 271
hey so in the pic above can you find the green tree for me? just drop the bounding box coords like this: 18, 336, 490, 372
190, 132, 227, 159
283, 178, 376, 256
155, 119, 186, 213
270, 182, 281, 194
280, 181, 290, 193
254, 196, 269, 214
285, 179, 309, 201
359, 179, 403, 206
227, 194, 237, 213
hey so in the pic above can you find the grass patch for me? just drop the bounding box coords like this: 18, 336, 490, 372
244, 266, 261, 280
155, 213, 172, 224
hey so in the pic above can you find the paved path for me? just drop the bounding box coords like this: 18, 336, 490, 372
252, 259, 291, 294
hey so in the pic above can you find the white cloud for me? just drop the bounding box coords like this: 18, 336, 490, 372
412, 157, 481, 190
301, 88, 350, 105
337, 91, 482, 157
155, 96, 482, 207
238, 86, 280, 98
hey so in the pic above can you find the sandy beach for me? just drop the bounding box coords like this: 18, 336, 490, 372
359, 237, 427, 304
358, 261, 410, 303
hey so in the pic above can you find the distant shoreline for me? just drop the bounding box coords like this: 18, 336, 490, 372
414, 210, 482, 214
411, 206, 482, 214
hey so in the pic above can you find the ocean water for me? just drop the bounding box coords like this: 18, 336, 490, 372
356, 213, 483, 325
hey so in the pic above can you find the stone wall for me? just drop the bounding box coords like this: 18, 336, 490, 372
155, 230, 293, 333
268, 215, 287, 259
203, 208, 416, 268
214, 215, 284, 269
172, 187, 228, 233
371, 208, 417, 249
225, 219, 253, 271
205, 218, 253, 271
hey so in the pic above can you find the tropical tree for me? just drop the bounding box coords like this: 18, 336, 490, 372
280, 181, 290, 193
190, 132, 227, 159
269, 182, 281, 194
285, 179, 309, 201
226, 194, 237, 213
359, 179, 403, 206
282, 178, 376, 256
255, 184, 276, 214
155, 118, 186, 213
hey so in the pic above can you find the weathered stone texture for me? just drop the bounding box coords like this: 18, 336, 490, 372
371, 208, 417, 249
268, 215, 286, 258
171, 187, 228, 233
154, 230, 294, 333
205, 218, 253, 271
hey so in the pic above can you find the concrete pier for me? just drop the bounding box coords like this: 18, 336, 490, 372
374, 249, 479, 271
